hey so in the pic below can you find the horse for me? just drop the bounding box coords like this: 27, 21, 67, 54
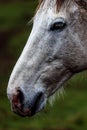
7, 0, 87, 117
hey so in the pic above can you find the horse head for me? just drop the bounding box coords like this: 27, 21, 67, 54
7, 0, 87, 117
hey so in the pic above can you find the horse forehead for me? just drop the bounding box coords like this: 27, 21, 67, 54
37, 0, 57, 15
43, 0, 56, 8
37, 0, 78, 19
37, 5, 66, 21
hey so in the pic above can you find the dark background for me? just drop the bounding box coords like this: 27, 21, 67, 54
0, 0, 87, 130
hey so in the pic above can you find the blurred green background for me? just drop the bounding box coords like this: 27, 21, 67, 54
0, 0, 87, 130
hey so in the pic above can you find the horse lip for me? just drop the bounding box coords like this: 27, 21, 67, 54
12, 106, 32, 117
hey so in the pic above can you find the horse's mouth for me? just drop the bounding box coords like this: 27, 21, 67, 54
11, 92, 46, 117
12, 107, 32, 117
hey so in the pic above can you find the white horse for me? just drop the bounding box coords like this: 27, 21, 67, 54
7, 0, 87, 117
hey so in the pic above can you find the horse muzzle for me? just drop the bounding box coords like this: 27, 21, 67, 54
8, 89, 46, 117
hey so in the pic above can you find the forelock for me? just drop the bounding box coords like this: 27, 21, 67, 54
37, 0, 65, 12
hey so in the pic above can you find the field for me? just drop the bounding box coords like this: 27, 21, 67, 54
0, 1, 87, 130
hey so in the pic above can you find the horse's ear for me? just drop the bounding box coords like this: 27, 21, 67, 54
75, 0, 87, 10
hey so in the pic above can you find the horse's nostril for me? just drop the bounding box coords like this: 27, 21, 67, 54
17, 90, 24, 103
31, 92, 44, 114
34, 92, 44, 105
12, 89, 24, 110
36, 92, 44, 102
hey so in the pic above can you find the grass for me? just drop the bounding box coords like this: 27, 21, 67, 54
0, 1, 37, 31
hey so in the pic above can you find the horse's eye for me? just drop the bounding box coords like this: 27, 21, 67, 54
50, 21, 66, 31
